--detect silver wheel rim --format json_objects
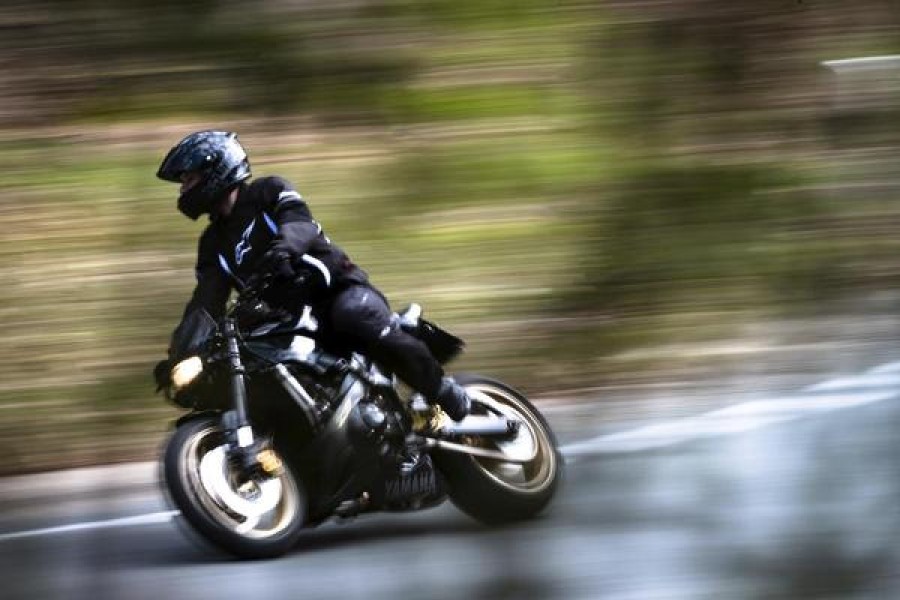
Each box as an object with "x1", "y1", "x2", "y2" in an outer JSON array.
[
  {"x1": 464, "y1": 384, "x2": 558, "y2": 494},
  {"x1": 180, "y1": 425, "x2": 302, "y2": 539}
]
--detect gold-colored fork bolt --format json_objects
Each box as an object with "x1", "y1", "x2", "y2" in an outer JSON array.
[{"x1": 257, "y1": 449, "x2": 283, "y2": 475}]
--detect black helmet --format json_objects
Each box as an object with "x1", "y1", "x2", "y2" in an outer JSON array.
[{"x1": 157, "y1": 131, "x2": 252, "y2": 220}]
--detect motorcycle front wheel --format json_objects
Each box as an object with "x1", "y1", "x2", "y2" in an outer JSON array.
[
  {"x1": 435, "y1": 374, "x2": 562, "y2": 525},
  {"x1": 163, "y1": 416, "x2": 306, "y2": 559}
]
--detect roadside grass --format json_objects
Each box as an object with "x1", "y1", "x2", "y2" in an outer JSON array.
[
  {"x1": 2, "y1": 9, "x2": 898, "y2": 474},
  {"x1": 0, "y1": 125, "x2": 596, "y2": 473},
  {"x1": 2, "y1": 119, "x2": 898, "y2": 475}
]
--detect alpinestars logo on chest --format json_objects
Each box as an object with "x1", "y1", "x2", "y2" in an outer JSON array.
[{"x1": 235, "y1": 218, "x2": 256, "y2": 265}]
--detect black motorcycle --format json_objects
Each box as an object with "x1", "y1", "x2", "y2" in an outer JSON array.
[{"x1": 159, "y1": 279, "x2": 562, "y2": 559}]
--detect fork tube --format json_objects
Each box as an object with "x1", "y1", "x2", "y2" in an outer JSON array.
[{"x1": 223, "y1": 317, "x2": 253, "y2": 446}]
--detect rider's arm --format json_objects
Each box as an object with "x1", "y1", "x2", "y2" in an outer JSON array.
[
  {"x1": 182, "y1": 263, "x2": 231, "y2": 319},
  {"x1": 169, "y1": 232, "x2": 232, "y2": 359},
  {"x1": 261, "y1": 177, "x2": 321, "y2": 257}
]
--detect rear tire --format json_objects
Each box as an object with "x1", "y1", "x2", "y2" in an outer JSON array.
[
  {"x1": 163, "y1": 416, "x2": 307, "y2": 559},
  {"x1": 434, "y1": 374, "x2": 562, "y2": 525}
]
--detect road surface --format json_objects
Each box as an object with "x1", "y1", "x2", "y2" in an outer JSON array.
[{"x1": 3, "y1": 362, "x2": 900, "y2": 599}]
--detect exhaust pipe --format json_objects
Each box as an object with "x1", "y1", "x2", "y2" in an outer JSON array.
[{"x1": 435, "y1": 415, "x2": 519, "y2": 439}]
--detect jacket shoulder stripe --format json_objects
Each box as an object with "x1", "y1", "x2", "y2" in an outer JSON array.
[{"x1": 276, "y1": 190, "x2": 303, "y2": 208}]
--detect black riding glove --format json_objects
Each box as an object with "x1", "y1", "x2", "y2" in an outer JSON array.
[
  {"x1": 260, "y1": 250, "x2": 320, "y2": 309},
  {"x1": 266, "y1": 250, "x2": 296, "y2": 283}
]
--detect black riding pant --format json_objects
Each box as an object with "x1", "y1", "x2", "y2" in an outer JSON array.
[{"x1": 328, "y1": 284, "x2": 444, "y2": 399}]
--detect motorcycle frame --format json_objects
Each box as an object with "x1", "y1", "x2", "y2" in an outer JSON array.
[
  {"x1": 177, "y1": 294, "x2": 523, "y2": 522},
  {"x1": 204, "y1": 317, "x2": 408, "y2": 521}
]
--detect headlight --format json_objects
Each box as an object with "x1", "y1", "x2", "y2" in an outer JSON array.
[{"x1": 171, "y1": 356, "x2": 204, "y2": 391}]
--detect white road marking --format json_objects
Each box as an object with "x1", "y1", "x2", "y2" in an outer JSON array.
[
  {"x1": 4, "y1": 361, "x2": 900, "y2": 541},
  {"x1": 868, "y1": 361, "x2": 900, "y2": 375},
  {"x1": 561, "y1": 363, "x2": 900, "y2": 457},
  {"x1": 804, "y1": 373, "x2": 900, "y2": 393},
  {"x1": 560, "y1": 390, "x2": 896, "y2": 457},
  {"x1": 0, "y1": 511, "x2": 179, "y2": 542}
]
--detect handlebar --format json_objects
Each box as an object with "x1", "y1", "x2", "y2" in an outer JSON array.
[
  {"x1": 228, "y1": 272, "x2": 292, "y2": 332},
  {"x1": 230, "y1": 272, "x2": 272, "y2": 312}
]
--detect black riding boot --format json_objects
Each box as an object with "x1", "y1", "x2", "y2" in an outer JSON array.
[{"x1": 433, "y1": 377, "x2": 471, "y2": 422}]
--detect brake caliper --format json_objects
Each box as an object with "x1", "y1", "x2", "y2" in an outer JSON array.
[{"x1": 256, "y1": 448, "x2": 284, "y2": 477}]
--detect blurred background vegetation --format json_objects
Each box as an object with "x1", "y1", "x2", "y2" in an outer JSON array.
[{"x1": 2, "y1": 0, "x2": 900, "y2": 473}]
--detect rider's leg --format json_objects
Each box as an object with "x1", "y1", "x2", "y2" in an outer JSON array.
[{"x1": 328, "y1": 285, "x2": 469, "y2": 421}]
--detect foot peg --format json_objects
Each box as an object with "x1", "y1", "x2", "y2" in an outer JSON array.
[{"x1": 334, "y1": 492, "x2": 371, "y2": 519}]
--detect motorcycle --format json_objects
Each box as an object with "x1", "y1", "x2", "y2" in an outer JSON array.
[{"x1": 159, "y1": 277, "x2": 562, "y2": 559}]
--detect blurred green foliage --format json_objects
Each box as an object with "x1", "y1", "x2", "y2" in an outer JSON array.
[
  {"x1": 3, "y1": 1, "x2": 900, "y2": 472},
  {"x1": 581, "y1": 162, "x2": 823, "y2": 309}
]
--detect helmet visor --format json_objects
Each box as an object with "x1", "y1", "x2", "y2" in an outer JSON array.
[
  {"x1": 157, "y1": 137, "x2": 214, "y2": 182},
  {"x1": 177, "y1": 182, "x2": 215, "y2": 221},
  {"x1": 157, "y1": 144, "x2": 186, "y2": 182}
]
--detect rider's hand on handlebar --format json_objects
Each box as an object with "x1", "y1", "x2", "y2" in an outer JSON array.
[
  {"x1": 265, "y1": 250, "x2": 295, "y2": 283},
  {"x1": 257, "y1": 249, "x2": 315, "y2": 308}
]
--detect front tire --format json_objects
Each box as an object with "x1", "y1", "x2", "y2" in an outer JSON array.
[
  {"x1": 163, "y1": 416, "x2": 306, "y2": 559},
  {"x1": 435, "y1": 374, "x2": 562, "y2": 525}
]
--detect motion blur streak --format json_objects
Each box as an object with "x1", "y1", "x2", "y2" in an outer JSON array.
[
  {"x1": 2, "y1": 0, "x2": 900, "y2": 473},
  {"x1": 3, "y1": 1, "x2": 900, "y2": 597}
]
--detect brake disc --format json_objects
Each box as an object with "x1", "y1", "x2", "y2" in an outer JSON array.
[{"x1": 198, "y1": 446, "x2": 283, "y2": 519}]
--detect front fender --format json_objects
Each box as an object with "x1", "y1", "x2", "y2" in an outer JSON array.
[{"x1": 172, "y1": 410, "x2": 221, "y2": 430}]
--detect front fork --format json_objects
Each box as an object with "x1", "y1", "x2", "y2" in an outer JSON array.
[
  {"x1": 220, "y1": 318, "x2": 282, "y2": 476},
  {"x1": 221, "y1": 318, "x2": 253, "y2": 447}
]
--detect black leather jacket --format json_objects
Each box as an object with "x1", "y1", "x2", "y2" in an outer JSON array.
[{"x1": 170, "y1": 176, "x2": 367, "y2": 355}]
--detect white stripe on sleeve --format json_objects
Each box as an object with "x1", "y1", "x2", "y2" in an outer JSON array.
[{"x1": 301, "y1": 254, "x2": 331, "y2": 287}]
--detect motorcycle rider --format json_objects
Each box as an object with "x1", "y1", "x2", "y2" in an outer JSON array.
[{"x1": 154, "y1": 130, "x2": 470, "y2": 423}]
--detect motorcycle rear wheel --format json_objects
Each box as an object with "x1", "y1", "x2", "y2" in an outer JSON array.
[
  {"x1": 163, "y1": 416, "x2": 307, "y2": 559},
  {"x1": 435, "y1": 374, "x2": 562, "y2": 525}
]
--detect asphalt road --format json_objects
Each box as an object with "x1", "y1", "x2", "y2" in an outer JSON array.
[{"x1": 3, "y1": 363, "x2": 900, "y2": 600}]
